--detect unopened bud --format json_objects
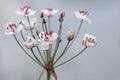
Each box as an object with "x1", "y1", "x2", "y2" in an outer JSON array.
[
  {"x1": 60, "y1": 11, "x2": 65, "y2": 18},
  {"x1": 40, "y1": 12, "x2": 44, "y2": 18},
  {"x1": 66, "y1": 29, "x2": 75, "y2": 41},
  {"x1": 59, "y1": 11, "x2": 65, "y2": 22}
]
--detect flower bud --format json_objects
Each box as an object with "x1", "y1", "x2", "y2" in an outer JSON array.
[
  {"x1": 66, "y1": 29, "x2": 75, "y2": 41},
  {"x1": 60, "y1": 11, "x2": 65, "y2": 18},
  {"x1": 40, "y1": 12, "x2": 44, "y2": 18},
  {"x1": 59, "y1": 11, "x2": 65, "y2": 22}
]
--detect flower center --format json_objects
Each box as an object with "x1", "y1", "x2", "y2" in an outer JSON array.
[
  {"x1": 21, "y1": 6, "x2": 31, "y2": 15},
  {"x1": 8, "y1": 23, "x2": 16, "y2": 32},
  {"x1": 40, "y1": 32, "x2": 53, "y2": 41},
  {"x1": 86, "y1": 37, "x2": 95, "y2": 43},
  {"x1": 80, "y1": 10, "x2": 88, "y2": 16}
]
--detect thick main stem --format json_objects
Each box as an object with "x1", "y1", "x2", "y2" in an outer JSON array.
[{"x1": 47, "y1": 71, "x2": 51, "y2": 80}]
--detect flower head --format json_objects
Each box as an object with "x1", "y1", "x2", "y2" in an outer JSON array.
[
  {"x1": 24, "y1": 36, "x2": 38, "y2": 49},
  {"x1": 38, "y1": 32, "x2": 58, "y2": 50},
  {"x1": 4, "y1": 22, "x2": 23, "y2": 35},
  {"x1": 66, "y1": 29, "x2": 75, "y2": 41},
  {"x1": 41, "y1": 8, "x2": 58, "y2": 17},
  {"x1": 82, "y1": 33, "x2": 96, "y2": 47},
  {"x1": 22, "y1": 18, "x2": 37, "y2": 30},
  {"x1": 75, "y1": 10, "x2": 91, "y2": 24},
  {"x1": 16, "y1": 5, "x2": 36, "y2": 16}
]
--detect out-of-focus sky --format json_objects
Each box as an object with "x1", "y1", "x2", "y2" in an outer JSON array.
[{"x1": 0, "y1": 0, "x2": 120, "y2": 80}]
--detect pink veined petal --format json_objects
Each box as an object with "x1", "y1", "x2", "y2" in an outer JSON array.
[
  {"x1": 38, "y1": 39, "x2": 43, "y2": 43},
  {"x1": 75, "y1": 11, "x2": 81, "y2": 19},
  {"x1": 22, "y1": 18, "x2": 37, "y2": 30},
  {"x1": 28, "y1": 10, "x2": 36, "y2": 16},
  {"x1": 75, "y1": 11, "x2": 85, "y2": 19},
  {"x1": 86, "y1": 41, "x2": 96, "y2": 47},
  {"x1": 41, "y1": 10, "x2": 50, "y2": 16},
  {"x1": 22, "y1": 21, "x2": 29, "y2": 30},
  {"x1": 49, "y1": 33, "x2": 58, "y2": 41},
  {"x1": 41, "y1": 9, "x2": 58, "y2": 16},
  {"x1": 38, "y1": 32, "x2": 45, "y2": 41},
  {"x1": 16, "y1": 24, "x2": 23, "y2": 32},
  {"x1": 16, "y1": 11, "x2": 24, "y2": 16},
  {"x1": 4, "y1": 30, "x2": 14, "y2": 35},
  {"x1": 40, "y1": 41, "x2": 50, "y2": 50},
  {"x1": 50, "y1": 9, "x2": 58, "y2": 16},
  {"x1": 4, "y1": 22, "x2": 17, "y2": 35},
  {"x1": 84, "y1": 18, "x2": 92, "y2": 24},
  {"x1": 30, "y1": 18, "x2": 37, "y2": 28}
]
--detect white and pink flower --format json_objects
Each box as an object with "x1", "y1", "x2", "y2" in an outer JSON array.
[
  {"x1": 22, "y1": 18, "x2": 37, "y2": 30},
  {"x1": 38, "y1": 32, "x2": 58, "y2": 50},
  {"x1": 75, "y1": 10, "x2": 91, "y2": 24},
  {"x1": 82, "y1": 33, "x2": 96, "y2": 47},
  {"x1": 16, "y1": 5, "x2": 36, "y2": 16},
  {"x1": 41, "y1": 8, "x2": 58, "y2": 17},
  {"x1": 24, "y1": 36, "x2": 38, "y2": 49},
  {"x1": 4, "y1": 22, "x2": 23, "y2": 35}
]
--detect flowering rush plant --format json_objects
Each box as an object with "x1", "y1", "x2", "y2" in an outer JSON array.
[{"x1": 5, "y1": 5, "x2": 97, "y2": 80}]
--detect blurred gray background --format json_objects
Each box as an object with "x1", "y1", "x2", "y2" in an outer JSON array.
[{"x1": 0, "y1": 0, "x2": 120, "y2": 80}]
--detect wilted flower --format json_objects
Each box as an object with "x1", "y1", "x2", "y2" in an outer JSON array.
[
  {"x1": 82, "y1": 33, "x2": 96, "y2": 47},
  {"x1": 24, "y1": 36, "x2": 38, "y2": 49},
  {"x1": 16, "y1": 5, "x2": 36, "y2": 16},
  {"x1": 66, "y1": 29, "x2": 76, "y2": 41},
  {"x1": 4, "y1": 22, "x2": 23, "y2": 35},
  {"x1": 22, "y1": 18, "x2": 37, "y2": 30},
  {"x1": 75, "y1": 10, "x2": 91, "y2": 24},
  {"x1": 41, "y1": 8, "x2": 58, "y2": 17},
  {"x1": 38, "y1": 32, "x2": 58, "y2": 50}
]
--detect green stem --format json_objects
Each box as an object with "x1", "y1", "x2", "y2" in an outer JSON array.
[
  {"x1": 20, "y1": 31, "x2": 25, "y2": 41},
  {"x1": 52, "y1": 22, "x2": 62, "y2": 60},
  {"x1": 31, "y1": 49, "x2": 43, "y2": 66},
  {"x1": 13, "y1": 35, "x2": 43, "y2": 67},
  {"x1": 54, "y1": 41, "x2": 70, "y2": 65},
  {"x1": 54, "y1": 46, "x2": 87, "y2": 68},
  {"x1": 65, "y1": 19, "x2": 83, "y2": 51},
  {"x1": 47, "y1": 71, "x2": 51, "y2": 80},
  {"x1": 48, "y1": 16, "x2": 51, "y2": 32},
  {"x1": 43, "y1": 50, "x2": 47, "y2": 63},
  {"x1": 27, "y1": 16, "x2": 33, "y2": 34},
  {"x1": 37, "y1": 46, "x2": 46, "y2": 64}
]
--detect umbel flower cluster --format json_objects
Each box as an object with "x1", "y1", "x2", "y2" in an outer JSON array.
[{"x1": 4, "y1": 5, "x2": 97, "y2": 80}]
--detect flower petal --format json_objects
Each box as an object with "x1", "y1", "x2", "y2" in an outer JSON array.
[
  {"x1": 22, "y1": 18, "x2": 37, "y2": 30},
  {"x1": 16, "y1": 24, "x2": 23, "y2": 32},
  {"x1": 4, "y1": 30, "x2": 14, "y2": 35},
  {"x1": 49, "y1": 33, "x2": 58, "y2": 41},
  {"x1": 75, "y1": 11, "x2": 81, "y2": 19},
  {"x1": 84, "y1": 18, "x2": 92, "y2": 24},
  {"x1": 16, "y1": 11, "x2": 24, "y2": 16},
  {"x1": 40, "y1": 41, "x2": 50, "y2": 50},
  {"x1": 28, "y1": 10, "x2": 36, "y2": 16}
]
